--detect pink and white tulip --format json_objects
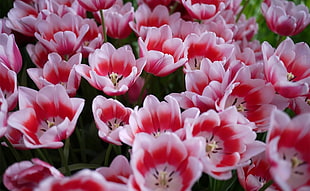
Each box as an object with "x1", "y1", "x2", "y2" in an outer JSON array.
[
  {"x1": 0, "y1": 33, "x2": 23, "y2": 73},
  {"x1": 77, "y1": 0, "x2": 116, "y2": 12},
  {"x1": 181, "y1": 0, "x2": 230, "y2": 20},
  {"x1": 170, "y1": 59, "x2": 230, "y2": 112},
  {"x1": 129, "y1": 132, "x2": 203, "y2": 190},
  {"x1": 92, "y1": 95, "x2": 132, "y2": 145},
  {"x1": 0, "y1": 90, "x2": 8, "y2": 138},
  {"x1": 262, "y1": 37, "x2": 310, "y2": 98},
  {"x1": 288, "y1": 96, "x2": 310, "y2": 115},
  {"x1": 6, "y1": 0, "x2": 38, "y2": 36},
  {"x1": 237, "y1": 152, "x2": 279, "y2": 191},
  {"x1": 261, "y1": 0, "x2": 310, "y2": 36},
  {"x1": 3, "y1": 158, "x2": 63, "y2": 191},
  {"x1": 216, "y1": 66, "x2": 283, "y2": 132},
  {"x1": 76, "y1": 43, "x2": 146, "y2": 96},
  {"x1": 27, "y1": 52, "x2": 82, "y2": 97},
  {"x1": 120, "y1": 95, "x2": 191, "y2": 146},
  {"x1": 7, "y1": 85, "x2": 84, "y2": 149},
  {"x1": 35, "y1": 169, "x2": 127, "y2": 191},
  {"x1": 34, "y1": 12, "x2": 89, "y2": 56},
  {"x1": 96, "y1": 155, "x2": 132, "y2": 186},
  {"x1": 184, "y1": 31, "x2": 234, "y2": 71},
  {"x1": 26, "y1": 41, "x2": 50, "y2": 68},
  {"x1": 103, "y1": 2, "x2": 134, "y2": 39},
  {"x1": 129, "y1": 4, "x2": 180, "y2": 39},
  {"x1": 0, "y1": 18, "x2": 12, "y2": 34},
  {"x1": 185, "y1": 106, "x2": 265, "y2": 180},
  {"x1": 0, "y1": 63, "x2": 18, "y2": 111},
  {"x1": 266, "y1": 109, "x2": 310, "y2": 190},
  {"x1": 138, "y1": 25, "x2": 187, "y2": 76},
  {"x1": 137, "y1": 0, "x2": 173, "y2": 10}
]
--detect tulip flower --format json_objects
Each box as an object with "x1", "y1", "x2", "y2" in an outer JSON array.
[
  {"x1": 7, "y1": 85, "x2": 84, "y2": 149},
  {"x1": 261, "y1": 0, "x2": 310, "y2": 36}
]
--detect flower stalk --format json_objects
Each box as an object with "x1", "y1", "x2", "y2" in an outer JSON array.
[{"x1": 100, "y1": 9, "x2": 107, "y2": 43}]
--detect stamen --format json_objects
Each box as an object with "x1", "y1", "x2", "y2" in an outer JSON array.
[
  {"x1": 158, "y1": 171, "x2": 168, "y2": 188},
  {"x1": 291, "y1": 156, "x2": 303, "y2": 168},
  {"x1": 306, "y1": 98, "x2": 310, "y2": 105},
  {"x1": 109, "y1": 72, "x2": 122, "y2": 86},
  {"x1": 206, "y1": 140, "x2": 218, "y2": 153},
  {"x1": 46, "y1": 118, "x2": 56, "y2": 128},
  {"x1": 153, "y1": 168, "x2": 175, "y2": 188},
  {"x1": 107, "y1": 119, "x2": 123, "y2": 130},
  {"x1": 287, "y1": 72, "x2": 295, "y2": 81},
  {"x1": 237, "y1": 103, "x2": 246, "y2": 112}
]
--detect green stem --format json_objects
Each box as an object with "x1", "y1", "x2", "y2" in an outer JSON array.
[
  {"x1": 0, "y1": 144, "x2": 8, "y2": 170},
  {"x1": 276, "y1": 35, "x2": 286, "y2": 46},
  {"x1": 104, "y1": 144, "x2": 113, "y2": 166},
  {"x1": 236, "y1": 0, "x2": 250, "y2": 22},
  {"x1": 170, "y1": 1, "x2": 179, "y2": 14},
  {"x1": 137, "y1": 73, "x2": 151, "y2": 106},
  {"x1": 208, "y1": 176, "x2": 220, "y2": 191},
  {"x1": 132, "y1": 0, "x2": 138, "y2": 10},
  {"x1": 58, "y1": 163, "x2": 101, "y2": 173},
  {"x1": 113, "y1": 144, "x2": 122, "y2": 155},
  {"x1": 259, "y1": 180, "x2": 273, "y2": 191},
  {"x1": 100, "y1": 9, "x2": 107, "y2": 43},
  {"x1": 59, "y1": 138, "x2": 71, "y2": 176},
  {"x1": 35, "y1": 149, "x2": 52, "y2": 164},
  {"x1": 3, "y1": 137, "x2": 21, "y2": 161},
  {"x1": 75, "y1": 127, "x2": 87, "y2": 163}
]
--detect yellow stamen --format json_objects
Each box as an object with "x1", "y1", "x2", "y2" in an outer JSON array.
[
  {"x1": 158, "y1": 171, "x2": 168, "y2": 188},
  {"x1": 237, "y1": 103, "x2": 246, "y2": 112},
  {"x1": 206, "y1": 140, "x2": 218, "y2": 153},
  {"x1": 47, "y1": 120, "x2": 55, "y2": 128},
  {"x1": 291, "y1": 156, "x2": 303, "y2": 168},
  {"x1": 109, "y1": 72, "x2": 118, "y2": 86},
  {"x1": 287, "y1": 72, "x2": 295, "y2": 81}
]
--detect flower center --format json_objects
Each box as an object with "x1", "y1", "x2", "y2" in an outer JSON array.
[
  {"x1": 40, "y1": 117, "x2": 58, "y2": 132},
  {"x1": 206, "y1": 140, "x2": 218, "y2": 153},
  {"x1": 153, "y1": 167, "x2": 175, "y2": 189},
  {"x1": 189, "y1": 56, "x2": 204, "y2": 70},
  {"x1": 287, "y1": 72, "x2": 295, "y2": 81},
  {"x1": 232, "y1": 98, "x2": 247, "y2": 112},
  {"x1": 282, "y1": 152, "x2": 307, "y2": 176},
  {"x1": 109, "y1": 72, "x2": 122, "y2": 86},
  {"x1": 306, "y1": 98, "x2": 310, "y2": 105},
  {"x1": 158, "y1": 171, "x2": 169, "y2": 188},
  {"x1": 152, "y1": 130, "x2": 167, "y2": 138},
  {"x1": 107, "y1": 119, "x2": 124, "y2": 131},
  {"x1": 237, "y1": 103, "x2": 246, "y2": 112},
  {"x1": 291, "y1": 156, "x2": 304, "y2": 169},
  {"x1": 47, "y1": 120, "x2": 55, "y2": 128},
  {"x1": 206, "y1": 135, "x2": 223, "y2": 158}
]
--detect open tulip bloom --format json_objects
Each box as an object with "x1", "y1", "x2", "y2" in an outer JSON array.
[{"x1": 0, "y1": 0, "x2": 310, "y2": 190}]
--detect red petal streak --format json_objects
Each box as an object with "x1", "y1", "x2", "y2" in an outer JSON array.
[
  {"x1": 95, "y1": 60, "x2": 109, "y2": 76},
  {"x1": 51, "y1": 179, "x2": 104, "y2": 191},
  {"x1": 188, "y1": 43, "x2": 223, "y2": 62},
  {"x1": 168, "y1": 146, "x2": 186, "y2": 165},
  {"x1": 137, "y1": 152, "x2": 154, "y2": 175},
  {"x1": 23, "y1": 113, "x2": 40, "y2": 144},
  {"x1": 58, "y1": 102, "x2": 74, "y2": 120},
  {"x1": 217, "y1": 153, "x2": 239, "y2": 167},
  {"x1": 0, "y1": 70, "x2": 15, "y2": 93},
  {"x1": 278, "y1": 128, "x2": 299, "y2": 148},
  {"x1": 192, "y1": 118, "x2": 218, "y2": 136},
  {"x1": 152, "y1": 146, "x2": 168, "y2": 165}
]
